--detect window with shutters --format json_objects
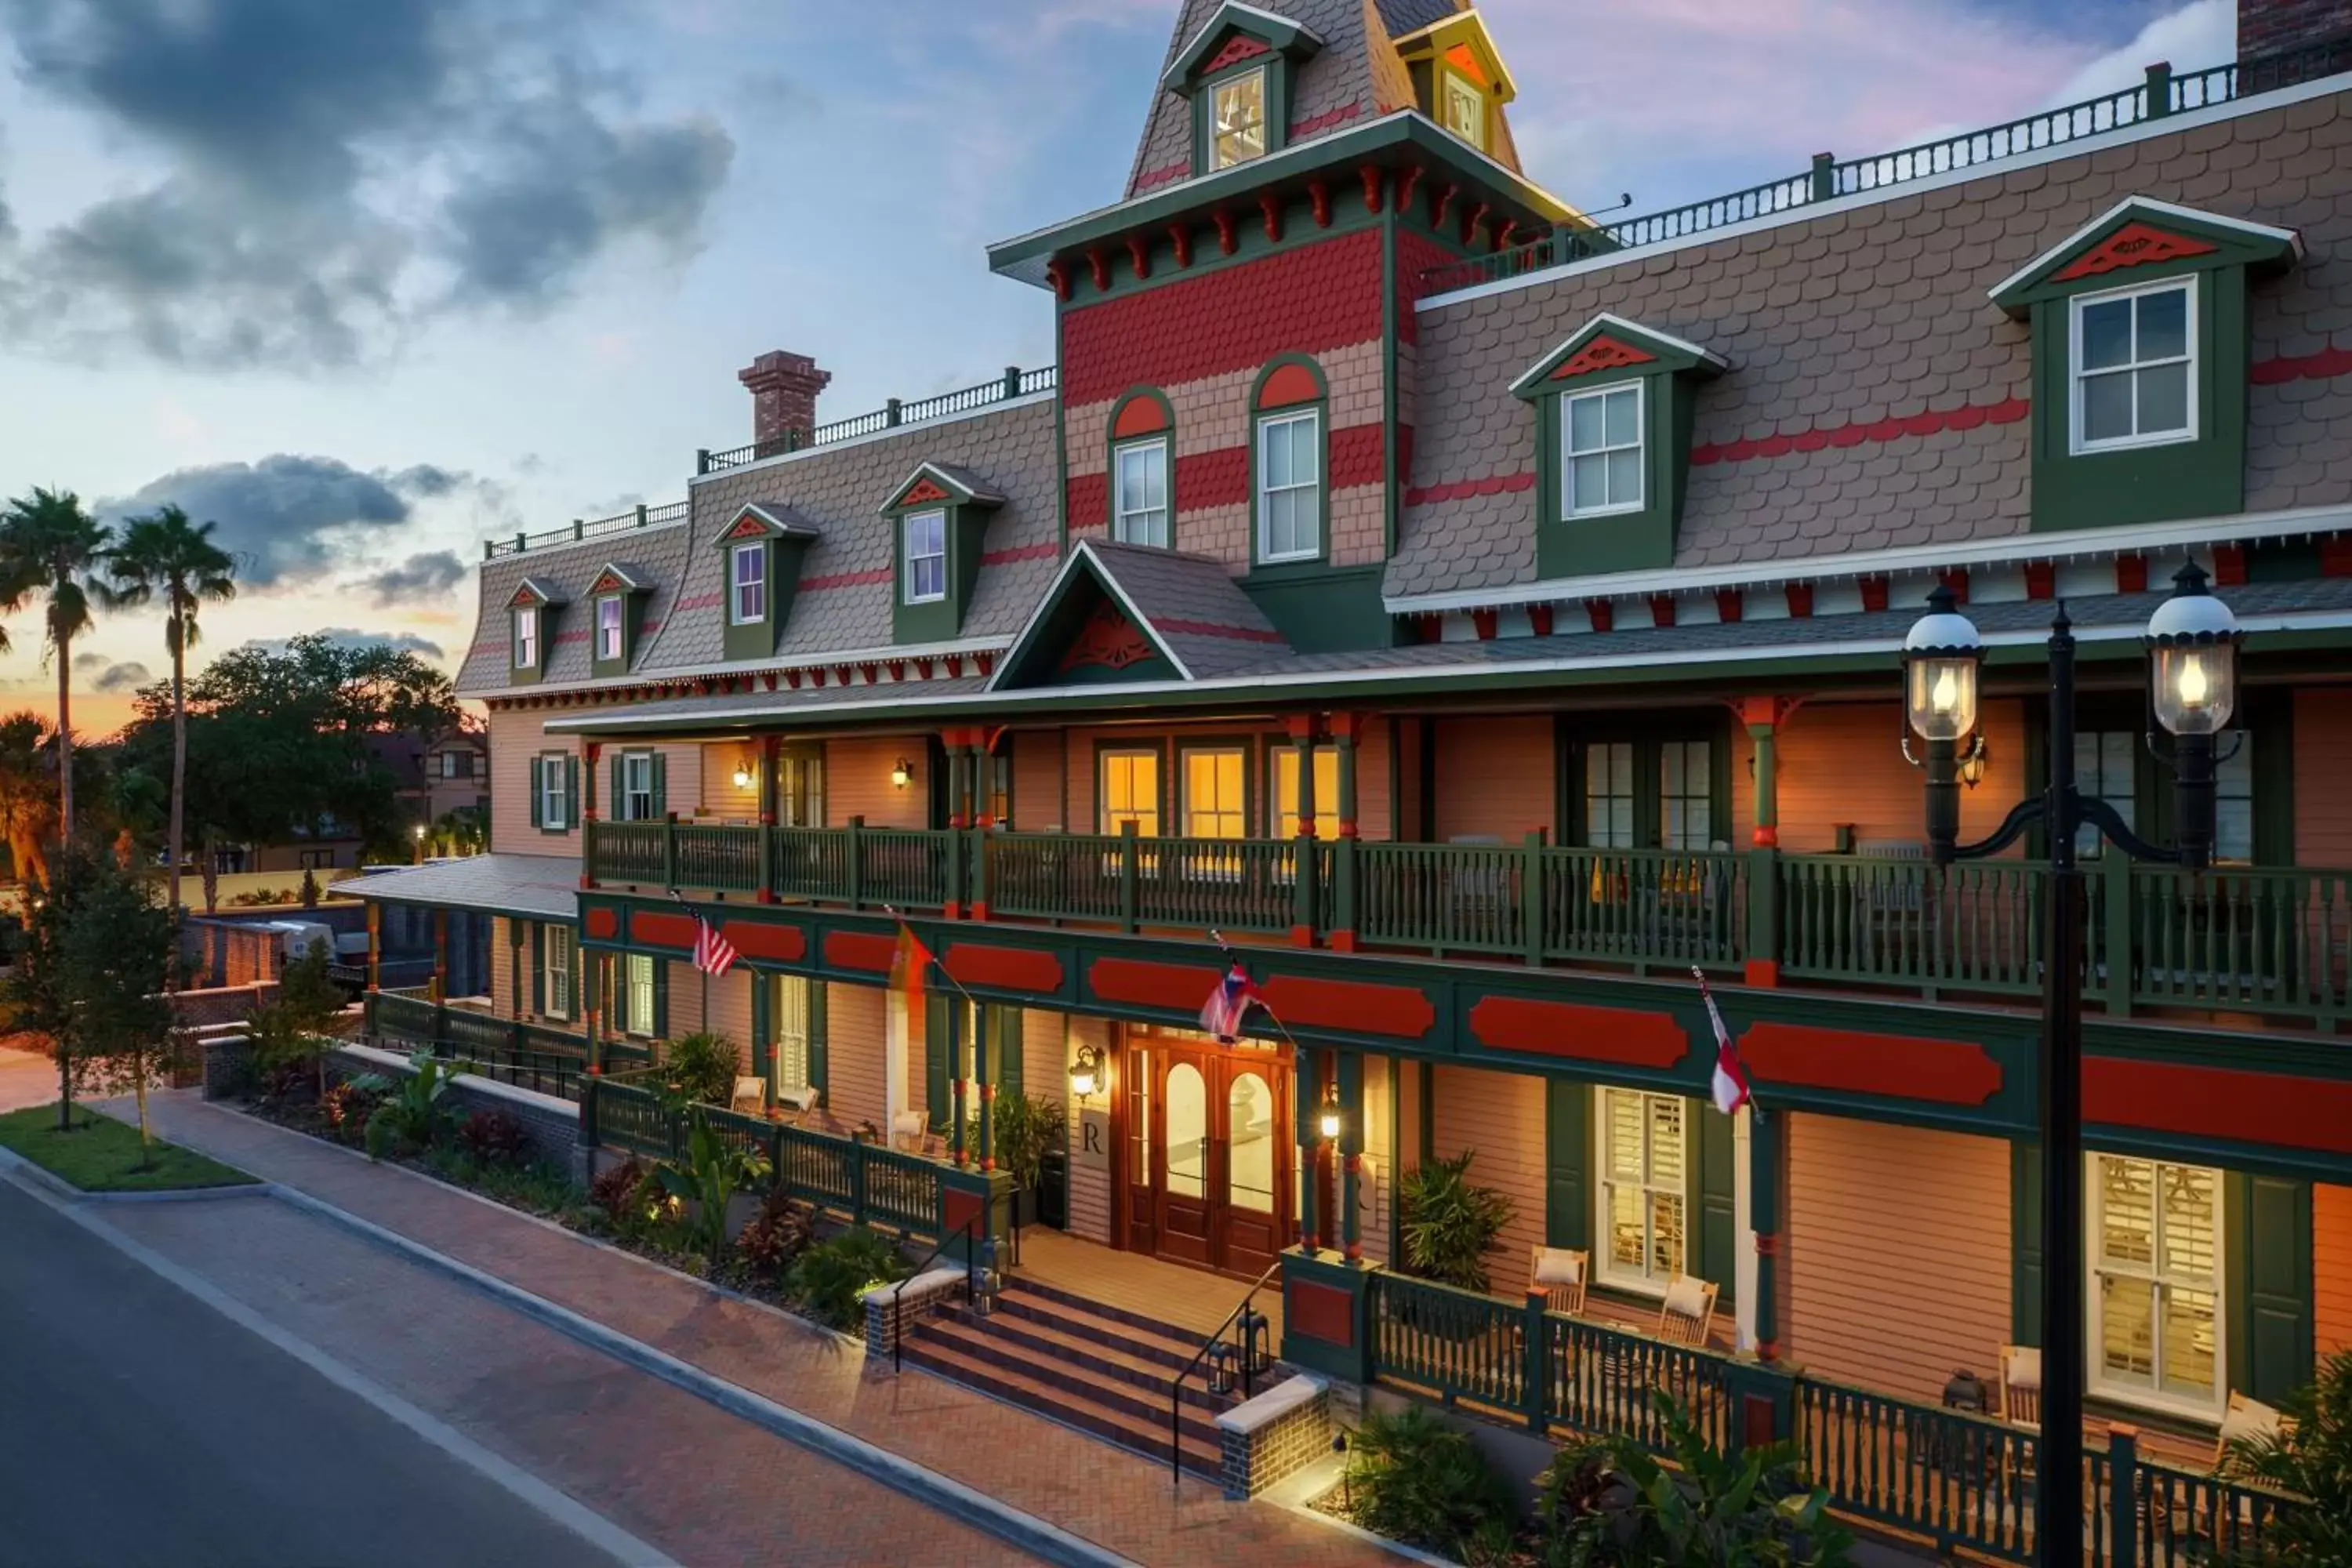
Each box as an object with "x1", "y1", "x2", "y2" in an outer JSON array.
[
  {"x1": 772, "y1": 975, "x2": 811, "y2": 1096},
  {"x1": 619, "y1": 953, "x2": 658, "y2": 1037},
  {"x1": 2091, "y1": 1153, "x2": 2224, "y2": 1416},
  {"x1": 618, "y1": 751, "x2": 658, "y2": 822},
  {"x1": 1596, "y1": 1088, "x2": 1687, "y2": 1294},
  {"x1": 542, "y1": 925, "x2": 575, "y2": 1020},
  {"x1": 536, "y1": 753, "x2": 571, "y2": 832}
]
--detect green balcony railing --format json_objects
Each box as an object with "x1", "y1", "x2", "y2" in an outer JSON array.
[
  {"x1": 1780, "y1": 855, "x2": 2047, "y2": 996},
  {"x1": 361, "y1": 993, "x2": 590, "y2": 1100},
  {"x1": 2114, "y1": 862, "x2": 2352, "y2": 1022}
]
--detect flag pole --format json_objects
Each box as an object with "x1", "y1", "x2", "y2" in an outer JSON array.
[
  {"x1": 1207, "y1": 928, "x2": 1308, "y2": 1052},
  {"x1": 668, "y1": 889, "x2": 712, "y2": 1027},
  {"x1": 880, "y1": 905, "x2": 986, "y2": 1011},
  {"x1": 1692, "y1": 964, "x2": 1762, "y2": 1123}
]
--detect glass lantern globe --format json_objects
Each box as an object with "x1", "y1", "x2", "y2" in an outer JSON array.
[
  {"x1": 2145, "y1": 561, "x2": 2241, "y2": 737},
  {"x1": 1904, "y1": 586, "x2": 1984, "y2": 742}
]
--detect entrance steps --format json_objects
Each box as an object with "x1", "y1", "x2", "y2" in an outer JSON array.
[{"x1": 898, "y1": 1273, "x2": 1272, "y2": 1480}]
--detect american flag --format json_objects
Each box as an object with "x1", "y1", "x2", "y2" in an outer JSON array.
[
  {"x1": 1199, "y1": 960, "x2": 1262, "y2": 1043},
  {"x1": 1693, "y1": 966, "x2": 1752, "y2": 1116},
  {"x1": 692, "y1": 916, "x2": 738, "y2": 978}
]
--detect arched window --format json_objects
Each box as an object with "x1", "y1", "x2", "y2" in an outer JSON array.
[
  {"x1": 1107, "y1": 388, "x2": 1174, "y2": 548},
  {"x1": 1250, "y1": 356, "x2": 1327, "y2": 566}
]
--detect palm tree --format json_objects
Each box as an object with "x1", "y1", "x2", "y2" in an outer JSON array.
[
  {"x1": 0, "y1": 489, "x2": 114, "y2": 842},
  {"x1": 107, "y1": 505, "x2": 237, "y2": 915}
]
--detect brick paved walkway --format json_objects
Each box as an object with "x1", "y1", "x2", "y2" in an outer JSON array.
[{"x1": 125, "y1": 1092, "x2": 1399, "y2": 1567}]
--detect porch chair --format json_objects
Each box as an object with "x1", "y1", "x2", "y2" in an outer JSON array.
[
  {"x1": 889, "y1": 1109, "x2": 930, "y2": 1153},
  {"x1": 1530, "y1": 1246, "x2": 1590, "y2": 1316},
  {"x1": 731, "y1": 1076, "x2": 766, "y2": 1114},
  {"x1": 773, "y1": 1083, "x2": 819, "y2": 1118},
  {"x1": 1655, "y1": 1275, "x2": 1719, "y2": 1347},
  {"x1": 2216, "y1": 1390, "x2": 2291, "y2": 1474},
  {"x1": 1998, "y1": 1345, "x2": 2041, "y2": 1428}
]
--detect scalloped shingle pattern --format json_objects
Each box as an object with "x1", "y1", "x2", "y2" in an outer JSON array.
[{"x1": 456, "y1": 521, "x2": 695, "y2": 695}]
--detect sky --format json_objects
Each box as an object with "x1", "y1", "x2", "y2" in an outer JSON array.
[{"x1": 0, "y1": 0, "x2": 2236, "y2": 736}]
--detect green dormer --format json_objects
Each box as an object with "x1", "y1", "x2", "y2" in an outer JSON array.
[
  {"x1": 1989, "y1": 196, "x2": 2302, "y2": 533},
  {"x1": 717, "y1": 503, "x2": 819, "y2": 662},
  {"x1": 586, "y1": 562, "x2": 653, "y2": 678},
  {"x1": 506, "y1": 577, "x2": 564, "y2": 686},
  {"x1": 1160, "y1": 2, "x2": 1324, "y2": 177},
  {"x1": 886, "y1": 463, "x2": 1004, "y2": 645},
  {"x1": 1511, "y1": 314, "x2": 1728, "y2": 577}
]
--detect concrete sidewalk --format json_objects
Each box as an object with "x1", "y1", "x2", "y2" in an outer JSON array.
[{"x1": 121, "y1": 1091, "x2": 1399, "y2": 1568}]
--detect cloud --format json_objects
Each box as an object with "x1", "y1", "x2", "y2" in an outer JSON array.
[
  {"x1": 2045, "y1": 0, "x2": 2234, "y2": 106},
  {"x1": 361, "y1": 550, "x2": 469, "y2": 607},
  {"x1": 247, "y1": 627, "x2": 447, "y2": 662},
  {"x1": 89, "y1": 659, "x2": 151, "y2": 691},
  {"x1": 0, "y1": 0, "x2": 735, "y2": 369},
  {"x1": 102, "y1": 454, "x2": 489, "y2": 586}
]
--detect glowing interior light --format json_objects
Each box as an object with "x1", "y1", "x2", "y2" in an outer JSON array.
[
  {"x1": 2176, "y1": 656, "x2": 2209, "y2": 707},
  {"x1": 1931, "y1": 667, "x2": 1959, "y2": 713}
]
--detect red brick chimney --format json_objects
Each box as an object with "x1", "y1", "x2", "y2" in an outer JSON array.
[
  {"x1": 739, "y1": 350, "x2": 832, "y2": 450},
  {"x1": 2240, "y1": 0, "x2": 2352, "y2": 62}
]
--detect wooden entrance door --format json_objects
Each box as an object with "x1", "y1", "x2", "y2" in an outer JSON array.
[{"x1": 1120, "y1": 1030, "x2": 1292, "y2": 1277}]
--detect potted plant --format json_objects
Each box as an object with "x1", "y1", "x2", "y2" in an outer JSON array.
[
  {"x1": 1398, "y1": 1149, "x2": 1515, "y2": 1293},
  {"x1": 990, "y1": 1091, "x2": 1068, "y2": 1248}
]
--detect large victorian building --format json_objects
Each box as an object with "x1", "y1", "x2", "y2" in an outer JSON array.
[{"x1": 359, "y1": 0, "x2": 2352, "y2": 1523}]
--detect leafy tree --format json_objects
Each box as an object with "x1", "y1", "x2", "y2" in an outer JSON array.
[
  {"x1": 4, "y1": 844, "x2": 136, "y2": 1131},
  {"x1": 56, "y1": 857, "x2": 178, "y2": 1162},
  {"x1": 105, "y1": 504, "x2": 237, "y2": 917},
  {"x1": 0, "y1": 488, "x2": 114, "y2": 840},
  {"x1": 247, "y1": 938, "x2": 349, "y2": 1102}
]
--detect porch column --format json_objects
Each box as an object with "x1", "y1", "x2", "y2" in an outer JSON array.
[
  {"x1": 430, "y1": 907, "x2": 449, "y2": 1002},
  {"x1": 756, "y1": 734, "x2": 779, "y2": 905},
  {"x1": 1295, "y1": 1048, "x2": 1323, "y2": 1252},
  {"x1": 978, "y1": 1006, "x2": 996, "y2": 1172},
  {"x1": 1330, "y1": 713, "x2": 1363, "y2": 953},
  {"x1": 971, "y1": 734, "x2": 996, "y2": 922},
  {"x1": 1286, "y1": 714, "x2": 1320, "y2": 949},
  {"x1": 1749, "y1": 1105, "x2": 1784, "y2": 1362},
  {"x1": 580, "y1": 742, "x2": 602, "y2": 891},
  {"x1": 1740, "y1": 697, "x2": 1798, "y2": 988},
  {"x1": 365, "y1": 900, "x2": 382, "y2": 993},
  {"x1": 949, "y1": 999, "x2": 970, "y2": 1166},
  {"x1": 1338, "y1": 1049, "x2": 1364, "y2": 1260}
]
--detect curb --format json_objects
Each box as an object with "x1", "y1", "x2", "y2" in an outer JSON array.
[
  {"x1": 264, "y1": 1182, "x2": 1138, "y2": 1568},
  {"x1": 0, "y1": 1142, "x2": 270, "y2": 1205}
]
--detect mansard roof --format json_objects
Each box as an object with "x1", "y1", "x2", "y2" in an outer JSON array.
[
  {"x1": 1987, "y1": 194, "x2": 2303, "y2": 315},
  {"x1": 459, "y1": 517, "x2": 695, "y2": 695}
]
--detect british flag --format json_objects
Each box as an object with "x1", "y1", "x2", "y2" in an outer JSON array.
[
  {"x1": 692, "y1": 916, "x2": 739, "y2": 978},
  {"x1": 1199, "y1": 961, "x2": 1262, "y2": 1043}
]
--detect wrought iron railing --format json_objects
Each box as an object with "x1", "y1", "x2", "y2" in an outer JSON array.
[
  {"x1": 362, "y1": 992, "x2": 590, "y2": 1100},
  {"x1": 483, "y1": 499, "x2": 690, "y2": 560},
  {"x1": 1421, "y1": 42, "x2": 2352, "y2": 296},
  {"x1": 698, "y1": 366, "x2": 1058, "y2": 475}
]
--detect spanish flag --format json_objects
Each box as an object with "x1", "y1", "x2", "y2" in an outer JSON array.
[{"x1": 890, "y1": 919, "x2": 935, "y2": 1014}]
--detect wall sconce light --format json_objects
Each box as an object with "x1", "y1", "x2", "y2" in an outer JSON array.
[
  {"x1": 891, "y1": 757, "x2": 913, "y2": 789},
  {"x1": 1069, "y1": 1042, "x2": 1104, "y2": 1101},
  {"x1": 731, "y1": 760, "x2": 755, "y2": 791},
  {"x1": 1958, "y1": 739, "x2": 1988, "y2": 790},
  {"x1": 1317, "y1": 1085, "x2": 1344, "y2": 1142}
]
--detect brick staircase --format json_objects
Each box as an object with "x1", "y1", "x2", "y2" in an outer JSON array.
[{"x1": 898, "y1": 1273, "x2": 1269, "y2": 1479}]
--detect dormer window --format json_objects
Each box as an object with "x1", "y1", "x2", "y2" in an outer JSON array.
[
  {"x1": 513, "y1": 604, "x2": 539, "y2": 669},
  {"x1": 904, "y1": 510, "x2": 948, "y2": 604},
  {"x1": 1210, "y1": 67, "x2": 1267, "y2": 169},
  {"x1": 596, "y1": 596, "x2": 624, "y2": 662},
  {"x1": 2071, "y1": 281, "x2": 2193, "y2": 453},
  {"x1": 731, "y1": 541, "x2": 768, "y2": 623},
  {"x1": 1563, "y1": 383, "x2": 1644, "y2": 517},
  {"x1": 1442, "y1": 72, "x2": 1486, "y2": 150},
  {"x1": 1395, "y1": 12, "x2": 1515, "y2": 161}
]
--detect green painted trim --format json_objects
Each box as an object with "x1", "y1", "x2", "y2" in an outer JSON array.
[
  {"x1": 1544, "y1": 1076, "x2": 1589, "y2": 1250},
  {"x1": 509, "y1": 604, "x2": 548, "y2": 685},
  {"x1": 1693, "y1": 1099, "x2": 1737, "y2": 1305},
  {"x1": 2011, "y1": 1139, "x2": 2043, "y2": 1348},
  {"x1": 1533, "y1": 366, "x2": 1702, "y2": 578},
  {"x1": 588, "y1": 591, "x2": 648, "y2": 680},
  {"x1": 1380, "y1": 211, "x2": 1401, "y2": 562},
  {"x1": 992, "y1": 546, "x2": 1190, "y2": 690},
  {"x1": 889, "y1": 502, "x2": 991, "y2": 646},
  {"x1": 1054, "y1": 195, "x2": 1386, "y2": 309},
  {"x1": 1238, "y1": 564, "x2": 1392, "y2": 655},
  {"x1": 1512, "y1": 318, "x2": 1723, "y2": 394},
  {"x1": 1989, "y1": 204, "x2": 2299, "y2": 313}
]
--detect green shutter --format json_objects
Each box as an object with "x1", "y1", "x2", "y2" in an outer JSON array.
[
  {"x1": 1693, "y1": 1100, "x2": 1737, "y2": 1305},
  {"x1": 2013, "y1": 1141, "x2": 2044, "y2": 1348},
  {"x1": 529, "y1": 924, "x2": 546, "y2": 1014},
  {"x1": 564, "y1": 756, "x2": 579, "y2": 831},
  {"x1": 925, "y1": 993, "x2": 950, "y2": 1130},
  {"x1": 609, "y1": 755, "x2": 622, "y2": 818},
  {"x1": 996, "y1": 1007, "x2": 1025, "y2": 1101},
  {"x1": 2230, "y1": 1172, "x2": 2314, "y2": 1404},
  {"x1": 1544, "y1": 1078, "x2": 1589, "y2": 1250},
  {"x1": 651, "y1": 752, "x2": 668, "y2": 818},
  {"x1": 528, "y1": 757, "x2": 544, "y2": 829},
  {"x1": 651, "y1": 961, "x2": 669, "y2": 1040},
  {"x1": 808, "y1": 982, "x2": 829, "y2": 1094},
  {"x1": 750, "y1": 972, "x2": 771, "y2": 1080}
]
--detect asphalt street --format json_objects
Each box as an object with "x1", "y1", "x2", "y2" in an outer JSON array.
[{"x1": 0, "y1": 1176, "x2": 631, "y2": 1568}]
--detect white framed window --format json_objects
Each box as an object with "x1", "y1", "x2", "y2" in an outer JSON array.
[
  {"x1": 513, "y1": 604, "x2": 539, "y2": 669},
  {"x1": 2090, "y1": 1153, "x2": 2223, "y2": 1417},
  {"x1": 1098, "y1": 749, "x2": 1161, "y2": 837},
  {"x1": 773, "y1": 975, "x2": 811, "y2": 1096},
  {"x1": 904, "y1": 510, "x2": 947, "y2": 604},
  {"x1": 1210, "y1": 67, "x2": 1267, "y2": 169},
  {"x1": 1597, "y1": 1089, "x2": 1687, "y2": 1294},
  {"x1": 1563, "y1": 382, "x2": 1644, "y2": 517},
  {"x1": 1442, "y1": 74, "x2": 1486, "y2": 149},
  {"x1": 1113, "y1": 438, "x2": 1171, "y2": 547},
  {"x1": 1180, "y1": 748, "x2": 1247, "y2": 840},
  {"x1": 619, "y1": 751, "x2": 656, "y2": 822},
  {"x1": 538, "y1": 755, "x2": 570, "y2": 830},
  {"x1": 542, "y1": 924, "x2": 575, "y2": 1020},
  {"x1": 1585, "y1": 742, "x2": 1636, "y2": 849},
  {"x1": 2071, "y1": 279, "x2": 2194, "y2": 453},
  {"x1": 597, "y1": 596, "x2": 625, "y2": 660},
  {"x1": 622, "y1": 953, "x2": 657, "y2": 1037},
  {"x1": 1255, "y1": 408, "x2": 1321, "y2": 562},
  {"x1": 731, "y1": 543, "x2": 767, "y2": 624}
]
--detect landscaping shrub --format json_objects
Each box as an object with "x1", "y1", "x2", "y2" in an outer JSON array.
[
  {"x1": 365, "y1": 1057, "x2": 464, "y2": 1156},
  {"x1": 734, "y1": 1187, "x2": 815, "y2": 1283},
  {"x1": 1398, "y1": 1149, "x2": 1515, "y2": 1293},
  {"x1": 655, "y1": 1109, "x2": 771, "y2": 1269},
  {"x1": 456, "y1": 1108, "x2": 529, "y2": 1164},
  {"x1": 1342, "y1": 1404, "x2": 1516, "y2": 1564},
  {"x1": 789, "y1": 1226, "x2": 909, "y2": 1331},
  {"x1": 659, "y1": 1030, "x2": 742, "y2": 1109},
  {"x1": 591, "y1": 1156, "x2": 649, "y2": 1224},
  {"x1": 321, "y1": 1074, "x2": 390, "y2": 1144},
  {"x1": 2216, "y1": 1348, "x2": 2352, "y2": 1568}
]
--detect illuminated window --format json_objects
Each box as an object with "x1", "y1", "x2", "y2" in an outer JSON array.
[
  {"x1": 2091, "y1": 1154, "x2": 2222, "y2": 1415},
  {"x1": 1210, "y1": 67, "x2": 1267, "y2": 169},
  {"x1": 620, "y1": 953, "x2": 657, "y2": 1036},
  {"x1": 1597, "y1": 1089, "x2": 1686, "y2": 1294},
  {"x1": 1098, "y1": 750, "x2": 1160, "y2": 837},
  {"x1": 1270, "y1": 746, "x2": 1339, "y2": 840},
  {"x1": 773, "y1": 975, "x2": 811, "y2": 1096},
  {"x1": 1442, "y1": 74, "x2": 1486, "y2": 149},
  {"x1": 1181, "y1": 748, "x2": 1247, "y2": 839}
]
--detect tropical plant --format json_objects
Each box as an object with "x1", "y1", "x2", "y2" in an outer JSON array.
[
  {"x1": 365, "y1": 1054, "x2": 466, "y2": 1156},
  {"x1": 1399, "y1": 1149, "x2": 1516, "y2": 1293},
  {"x1": 245, "y1": 938, "x2": 349, "y2": 1101},
  {"x1": 991, "y1": 1090, "x2": 1067, "y2": 1232},
  {"x1": 0, "y1": 710, "x2": 58, "y2": 889},
  {"x1": 735, "y1": 1185, "x2": 815, "y2": 1283},
  {"x1": 0, "y1": 487, "x2": 115, "y2": 840},
  {"x1": 1537, "y1": 1391, "x2": 1853, "y2": 1568},
  {"x1": 1342, "y1": 1404, "x2": 1517, "y2": 1564},
  {"x1": 104, "y1": 504, "x2": 236, "y2": 916},
  {"x1": 456, "y1": 1108, "x2": 529, "y2": 1163},
  {"x1": 590, "y1": 1156, "x2": 653, "y2": 1226},
  {"x1": 321, "y1": 1074, "x2": 391, "y2": 1143},
  {"x1": 2216, "y1": 1348, "x2": 2350, "y2": 1568},
  {"x1": 659, "y1": 1030, "x2": 742, "y2": 1109},
  {"x1": 789, "y1": 1226, "x2": 909, "y2": 1331},
  {"x1": 654, "y1": 1109, "x2": 772, "y2": 1269}
]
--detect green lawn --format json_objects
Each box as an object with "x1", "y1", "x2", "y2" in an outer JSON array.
[{"x1": 0, "y1": 1104, "x2": 257, "y2": 1192}]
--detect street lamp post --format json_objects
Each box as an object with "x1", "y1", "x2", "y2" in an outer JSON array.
[{"x1": 1902, "y1": 561, "x2": 2240, "y2": 1566}]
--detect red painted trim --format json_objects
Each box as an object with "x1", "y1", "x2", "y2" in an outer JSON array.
[
  {"x1": 1940, "y1": 568, "x2": 1970, "y2": 604},
  {"x1": 2211, "y1": 542, "x2": 2247, "y2": 586},
  {"x1": 1259, "y1": 975, "x2": 1436, "y2": 1040},
  {"x1": 1551, "y1": 336, "x2": 1659, "y2": 379},
  {"x1": 1689, "y1": 395, "x2": 2027, "y2": 466},
  {"x1": 2251, "y1": 343, "x2": 2352, "y2": 384},
  {"x1": 2116, "y1": 554, "x2": 2148, "y2": 593},
  {"x1": 1089, "y1": 956, "x2": 1223, "y2": 1014},
  {"x1": 944, "y1": 1187, "x2": 986, "y2": 1237},
  {"x1": 1403, "y1": 470, "x2": 1534, "y2": 505},
  {"x1": 1290, "y1": 924, "x2": 1315, "y2": 948},
  {"x1": 1471, "y1": 608, "x2": 1498, "y2": 641},
  {"x1": 1714, "y1": 588, "x2": 1743, "y2": 623},
  {"x1": 1167, "y1": 223, "x2": 1192, "y2": 268},
  {"x1": 1287, "y1": 1279, "x2": 1355, "y2": 1346},
  {"x1": 1740, "y1": 1021, "x2": 2002, "y2": 1106},
  {"x1": 1585, "y1": 598, "x2": 1613, "y2": 633},
  {"x1": 2049, "y1": 221, "x2": 2217, "y2": 282},
  {"x1": 1744, "y1": 958, "x2": 1780, "y2": 986},
  {"x1": 1528, "y1": 604, "x2": 1554, "y2": 637},
  {"x1": 630, "y1": 909, "x2": 698, "y2": 950},
  {"x1": 585, "y1": 907, "x2": 619, "y2": 940},
  {"x1": 1112, "y1": 396, "x2": 1169, "y2": 438},
  {"x1": 2024, "y1": 561, "x2": 2056, "y2": 600},
  {"x1": 800, "y1": 567, "x2": 894, "y2": 593},
  {"x1": 1650, "y1": 595, "x2": 1676, "y2": 628},
  {"x1": 2323, "y1": 536, "x2": 2352, "y2": 577},
  {"x1": 981, "y1": 541, "x2": 1059, "y2": 568},
  {"x1": 1289, "y1": 103, "x2": 1360, "y2": 138},
  {"x1": 823, "y1": 931, "x2": 900, "y2": 975},
  {"x1": 1203, "y1": 32, "x2": 1270, "y2": 72},
  {"x1": 1860, "y1": 576, "x2": 1889, "y2": 613},
  {"x1": 1257, "y1": 361, "x2": 1322, "y2": 410},
  {"x1": 1133, "y1": 161, "x2": 1188, "y2": 194},
  {"x1": 2085, "y1": 1057, "x2": 2352, "y2": 1156},
  {"x1": 723, "y1": 921, "x2": 806, "y2": 963},
  {"x1": 1468, "y1": 996, "x2": 1688, "y2": 1069},
  {"x1": 1750, "y1": 824, "x2": 1780, "y2": 848},
  {"x1": 1328, "y1": 930, "x2": 1358, "y2": 954},
  {"x1": 943, "y1": 943, "x2": 1065, "y2": 994}
]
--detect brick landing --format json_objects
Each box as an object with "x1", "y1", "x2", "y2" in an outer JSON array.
[{"x1": 118, "y1": 1093, "x2": 1400, "y2": 1568}]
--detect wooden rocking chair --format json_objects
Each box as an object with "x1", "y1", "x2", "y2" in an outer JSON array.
[
  {"x1": 1656, "y1": 1275, "x2": 1719, "y2": 1346},
  {"x1": 1998, "y1": 1345, "x2": 2042, "y2": 1428},
  {"x1": 1530, "y1": 1247, "x2": 1590, "y2": 1316}
]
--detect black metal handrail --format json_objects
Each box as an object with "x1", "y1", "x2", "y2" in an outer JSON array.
[
  {"x1": 889, "y1": 1214, "x2": 982, "y2": 1374},
  {"x1": 1167, "y1": 1259, "x2": 1281, "y2": 1485}
]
